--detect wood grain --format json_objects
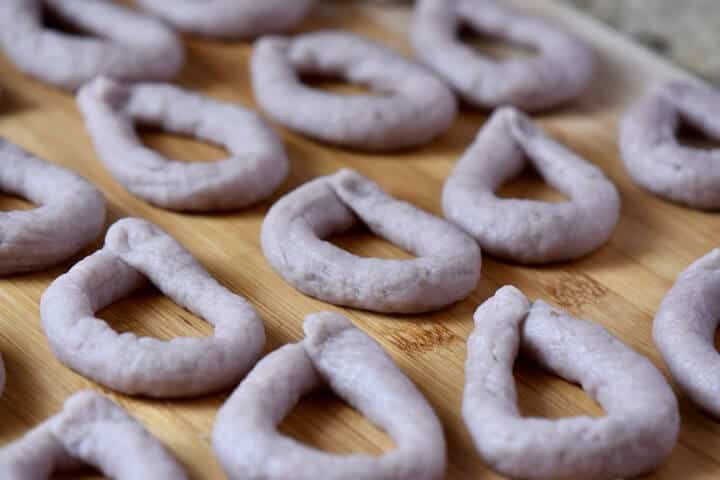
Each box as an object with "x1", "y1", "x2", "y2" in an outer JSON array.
[{"x1": 0, "y1": 1, "x2": 717, "y2": 478}]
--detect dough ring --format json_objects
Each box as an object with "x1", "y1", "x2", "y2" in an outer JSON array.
[
  {"x1": 136, "y1": 0, "x2": 315, "y2": 39},
  {"x1": 0, "y1": 390, "x2": 188, "y2": 479},
  {"x1": 620, "y1": 81, "x2": 720, "y2": 209},
  {"x1": 654, "y1": 249, "x2": 720, "y2": 417},
  {"x1": 77, "y1": 77, "x2": 288, "y2": 212},
  {"x1": 213, "y1": 311, "x2": 447, "y2": 480},
  {"x1": 0, "y1": 138, "x2": 106, "y2": 275},
  {"x1": 40, "y1": 217, "x2": 266, "y2": 398},
  {"x1": 442, "y1": 107, "x2": 620, "y2": 264},
  {"x1": 411, "y1": 0, "x2": 594, "y2": 111},
  {"x1": 251, "y1": 31, "x2": 458, "y2": 151},
  {"x1": 0, "y1": 0, "x2": 184, "y2": 91},
  {"x1": 261, "y1": 168, "x2": 481, "y2": 313},
  {"x1": 464, "y1": 286, "x2": 680, "y2": 480}
]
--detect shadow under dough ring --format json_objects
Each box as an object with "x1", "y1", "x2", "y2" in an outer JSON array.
[
  {"x1": 0, "y1": 138, "x2": 106, "y2": 275},
  {"x1": 41, "y1": 218, "x2": 266, "y2": 398},
  {"x1": 213, "y1": 312, "x2": 446, "y2": 480},
  {"x1": 251, "y1": 31, "x2": 457, "y2": 151},
  {"x1": 464, "y1": 286, "x2": 679, "y2": 480},
  {"x1": 261, "y1": 168, "x2": 481, "y2": 313},
  {"x1": 411, "y1": 0, "x2": 594, "y2": 111},
  {"x1": 442, "y1": 107, "x2": 620, "y2": 264},
  {"x1": 77, "y1": 77, "x2": 288, "y2": 212},
  {"x1": 0, "y1": 0, "x2": 183, "y2": 91},
  {"x1": 0, "y1": 390, "x2": 187, "y2": 479},
  {"x1": 620, "y1": 81, "x2": 720, "y2": 209}
]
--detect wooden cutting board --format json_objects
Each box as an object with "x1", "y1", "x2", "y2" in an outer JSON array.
[{"x1": 0, "y1": 0, "x2": 716, "y2": 478}]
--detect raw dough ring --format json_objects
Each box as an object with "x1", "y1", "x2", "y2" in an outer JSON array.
[
  {"x1": 0, "y1": 138, "x2": 106, "y2": 275},
  {"x1": 136, "y1": 0, "x2": 315, "y2": 39},
  {"x1": 213, "y1": 311, "x2": 446, "y2": 480},
  {"x1": 464, "y1": 286, "x2": 680, "y2": 480},
  {"x1": 261, "y1": 168, "x2": 481, "y2": 313},
  {"x1": 0, "y1": 390, "x2": 188, "y2": 479},
  {"x1": 77, "y1": 77, "x2": 288, "y2": 212},
  {"x1": 40, "y1": 217, "x2": 265, "y2": 398},
  {"x1": 620, "y1": 81, "x2": 720, "y2": 209},
  {"x1": 251, "y1": 31, "x2": 458, "y2": 151},
  {"x1": 412, "y1": 0, "x2": 594, "y2": 111},
  {"x1": 0, "y1": 0, "x2": 184, "y2": 91},
  {"x1": 442, "y1": 107, "x2": 620, "y2": 263},
  {"x1": 654, "y1": 249, "x2": 720, "y2": 417}
]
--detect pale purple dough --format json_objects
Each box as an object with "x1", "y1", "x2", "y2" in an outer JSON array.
[
  {"x1": 620, "y1": 81, "x2": 720, "y2": 209},
  {"x1": 412, "y1": 0, "x2": 594, "y2": 111},
  {"x1": 251, "y1": 31, "x2": 458, "y2": 151},
  {"x1": 0, "y1": 390, "x2": 187, "y2": 479},
  {"x1": 464, "y1": 286, "x2": 679, "y2": 480},
  {"x1": 0, "y1": 0, "x2": 183, "y2": 91},
  {"x1": 41, "y1": 218, "x2": 265, "y2": 398},
  {"x1": 261, "y1": 169, "x2": 481, "y2": 313},
  {"x1": 654, "y1": 249, "x2": 720, "y2": 417},
  {"x1": 77, "y1": 77, "x2": 288, "y2": 212},
  {"x1": 213, "y1": 311, "x2": 446, "y2": 480},
  {"x1": 0, "y1": 138, "x2": 106, "y2": 275},
  {"x1": 136, "y1": 0, "x2": 315, "y2": 39},
  {"x1": 443, "y1": 107, "x2": 620, "y2": 263}
]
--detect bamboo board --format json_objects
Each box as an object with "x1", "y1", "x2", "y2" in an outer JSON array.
[{"x1": 0, "y1": 1, "x2": 717, "y2": 478}]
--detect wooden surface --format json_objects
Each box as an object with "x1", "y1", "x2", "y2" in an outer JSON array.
[{"x1": 0, "y1": 1, "x2": 717, "y2": 478}]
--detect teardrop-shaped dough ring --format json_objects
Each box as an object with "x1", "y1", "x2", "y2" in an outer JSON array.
[
  {"x1": 442, "y1": 107, "x2": 620, "y2": 264},
  {"x1": 0, "y1": 390, "x2": 188, "y2": 479},
  {"x1": 136, "y1": 0, "x2": 315, "y2": 39},
  {"x1": 213, "y1": 312, "x2": 447, "y2": 480},
  {"x1": 0, "y1": 0, "x2": 184, "y2": 91},
  {"x1": 40, "y1": 218, "x2": 265, "y2": 398},
  {"x1": 654, "y1": 249, "x2": 720, "y2": 417},
  {"x1": 464, "y1": 286, "x2": 679, "y2": 480},
  {"x1": 620, "y1": 81, "x2": 720, "y2": 209},
  {"x1": 261, "y1": 168, "x2": 481, "y2": 313},
  {"x1": 411, "y1": 0, "x2": 594, "y2": 111},
  {"x1": 77, "y1": 77, "x2": 289, "y2": 212},
  {"x1": 251, "y1": 31, "x2": 458, "y2": 151},
  {"x1": 0, "y1": 138, "x2": 106, "y2": 275}
]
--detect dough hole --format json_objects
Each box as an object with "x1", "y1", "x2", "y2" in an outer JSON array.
[
  {"x1": 299, "y1": 73, "x2": 379, "y2": 97},
  {"x1": 458, "y1": 25, "x2": 538, "y2": 61},
  {"x1": 0, "y1": 192, "x2": 34, "y2": 212},
  {"x1": 329, "y1": 227, "x2": 415, "y2": 260},
  {"x1": 497, "y1": 166, "x2": 569, "y2": 203},
  {"x1": 139, "y1": 126, "x2": 228, "y2": 164}
]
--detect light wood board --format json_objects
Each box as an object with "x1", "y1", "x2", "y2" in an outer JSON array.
[{"x1": 0, "y1": 1, "x2": 717, "y2": 478}]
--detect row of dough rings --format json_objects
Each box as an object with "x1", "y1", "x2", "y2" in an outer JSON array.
[
  {"x1": 40, "y1": 217, "x2": 266, "y2": 398},
  {"x1": 261, "y1": 168, "x2": 482, "y2": 313},
  {"x1": 443, "y1": 107, "x2": 620, "y2": 264},
  {"x1": 0, "y1": 0, "x2": 184, "y2": 91},
  {"x1": 213, "y1": 311, "x2": 446, "y2": 480},
  {"x1": 412, "y1": 0, "x2": 595, "y2": 111},
  {"x1": 0, "y1": 390, "x2": 187, "y2": 478},
  {"x1": 466, "y1": 286, "x2": 679, "y2": 480},
  {"x1": 77, "y1": 77, "x2": 289, "y2": 212},
  {"x1": 136, "y1": 0, "x2": 316, "y2": 39},
  {"x1": 621, "y1": 81, "x2": 720, "y2": 210},
  {"x1": 0, "y1": 138, "x2": 106, "y2": 275},
  {"x1": 251, "y1": 31, "x2": 458, "y2": 151}
]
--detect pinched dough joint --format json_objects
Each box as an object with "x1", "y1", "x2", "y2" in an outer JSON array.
[
  {"x1": 412, "y1": 0, "x2": 594, "y2": 111},
  {"x1": 262, "y1": 169, "x2": 481, "y2": 313},
  {"x1": 654, "y1": 249, "x2": 720, "y2": 417},
  {"x1": 77, "y1": 77, "x2": 288, "y2": 212},
  {"x1": 0, "y1": 0, "x2": 184, "y2": 91},
  {"x1": 137, "y1": 0, "x2": 315, "y2": 39},
  {"x1": 213, "y1": 311, "x2": 447, "y2": 480},
  {"x1": 443, "y1": 107, "x2": 620, "y2": 264},
  {"x1": 464, "y1": 286, "x2": 679, "y2": 480},
  {"x1": 0, "y1": 138, "x2": 106, "y2": 275},
  {"x1": 620, "y1": 81, "x2": 720, "y2": 209},
  {"x1": 251, "y1": 31, "x2": 458, "y2": 151},
  {"x1": 41, "y1": 218, "x2": 265, "y2": 398},
  {"x1": 0, "y1": 390, "x2": 187, "y2": 479}
]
